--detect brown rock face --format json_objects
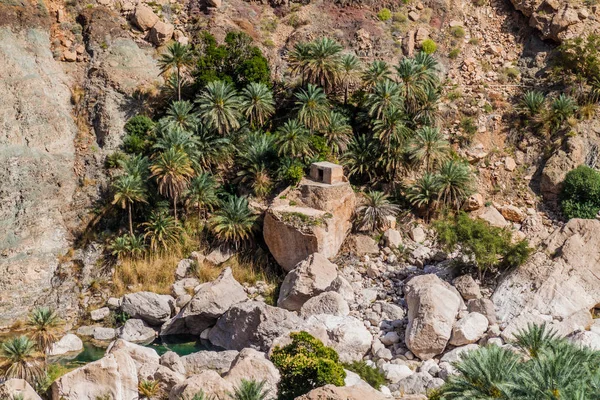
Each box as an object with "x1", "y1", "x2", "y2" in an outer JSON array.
[
  {"x1": 296, "y1": 384, "x2": 389, "y2": 400},
  {"x1": 263, "y1": 178, "x2": 356, "y2": 271}
]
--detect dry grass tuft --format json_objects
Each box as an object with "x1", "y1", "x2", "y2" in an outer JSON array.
[{"x1": 113, "y1": 254, "x2": 180, "y2": 296}]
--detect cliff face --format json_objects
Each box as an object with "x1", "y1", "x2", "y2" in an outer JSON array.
[{"x1": 0, "y1": 24, "x2": 77, "y2": 326}]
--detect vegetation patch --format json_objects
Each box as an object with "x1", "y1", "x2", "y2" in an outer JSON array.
[{"x1": 560, "y1": 165, "x2": 600, "y2": 219}]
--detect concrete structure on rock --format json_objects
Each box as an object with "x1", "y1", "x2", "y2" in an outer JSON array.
[{"x1": 309, "y1": 162, "x2": 345, "y2": 184}]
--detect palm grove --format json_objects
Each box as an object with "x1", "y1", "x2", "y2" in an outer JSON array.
[{"x1": 103, "y1": 30, "x2": 482, "y2": 261}]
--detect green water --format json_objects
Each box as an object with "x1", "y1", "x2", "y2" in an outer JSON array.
[{"x1": 56, "y1": 335, "x2": 215, "y2": 369}]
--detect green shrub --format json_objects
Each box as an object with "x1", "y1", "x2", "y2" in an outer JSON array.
[
  {"x1": 105, "y1": 151, "x2": 128, "y2": 169},
  {"x1": 392, "y1": 12, "x2": 407, "y2": 23},
  {"x1": 421, "y1": 39, "x2": 437, "y2": 54},
  {"x1": 283, "y1": 164, "x2": 304, "y2": 185},
  {"x1": 343, "y1": 361, "x2": 386, "y2": 389},
  {"x1": 560, "y1": 165, "x2": 600, "y2": 219},
  {"x1": 449, "y1": 48, "x2": 460, "y2": 59},
  {"x1": 451, "y1": 26, "x2": 465, "y2": 38},
  {"x1": 434, "y1": 212, "x2": 531, "y2": 280},
  {"x1": 271, "y1": 331, "x2": 346, "y2": 400},
  {"x1": 124, "y1": 115, "x2": 154, "y2": 138},
  {"x1": 377, "y1": 8, "x2": 392, "y2": 21}
]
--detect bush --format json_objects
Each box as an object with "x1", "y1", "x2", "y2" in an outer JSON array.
[
  {"x1": 451, "y1": 26, "x2": 465, "y2": 38},
  {"x1": 434, "y1": 212, "x2": 531, "y2": 280},
  {"x1": 449, "y1": 48, "x2": 460, "y2": 59},
  {"x1": 421, "y1": 39, "x2": 437, "y2": 54},
  {"x1": 343, "y1": 361, "x2": 386, "y2": 389},
  {"x1": 271, "y1": 331, "x2": 346, "y2": 400},
  {"x1": 124, "y1": 115, "x2": 154, "y2": 138},
  {"x1": 560, "y1": 165, "x2": 600, "y2": 219},
  {"x1": 377, "y1": 8, "x2": 392, "y2": 21}
]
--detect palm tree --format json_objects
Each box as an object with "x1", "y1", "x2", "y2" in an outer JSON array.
[
  {"x1": 408, "y1": 126, "x2": 450, "y2": 171},
  {"x1": 240, "y1": 82, "x2": 275, "y2": 128},
  {"x1": 414, "y1": 85, "x2": 441, "y2": 126},
  {"x1": 0, "y1": 336, "x2": 44, "y2": 385},
  {"x1": 185, "y1": 173, "x2": 219, "y2": 220},
  {"x1": 138, "y1": 379, "x2": 161, "y2": 399},
  {"x1": 237, "y1": 133, "x2": 276, "y2": 198},
  {"x1": 520, "y1": 90, "x2": 546, "y2": 118},
  {"x1": 440, "y1": 345, "x2": 521, "y2": 399},
  {"x1": 276, "y1": 119, "x2": 313, "y2": 159},
  {"x1": 153, "y1": 124, "x2": 200, "y2": 157},
  {"x1": 365, "y1": 79, "x2": 402, "y2": 119},
  {"x1": 342, "y1": 134, "x2": 379, "y2": 182},
  {"x1": 406, "y1": 173, "x2": 438, "y2": 220},
  {"x1": 209, "y1": 195, "x2": 258, "y2": 249},
  {"x1": 304, "y1": 37, "x2": 343, "y2": 92},
  {"x1": 340, "y1": 53, "x2": 361, "y2": 104},
  {"x1": 118, "y1": 154, "x2": 150, "y2": 181},
  {"x1": 229, "y1": 379, "x2": 270, "y2": 400},
  {"x1": 158, "y1": 42, "x2": 194, "y2": 101},
  {"x1": 434, "y1": 160, "x2": 473, "y2": 210},
  {"x1": 372, "y1": 106, "x2": 412, "y2": 181},
  {"x1": 512, "y1": 323, "x2": 561, "y2": 358},
  {"x1": 163, "y1": 100, "x2": 199, "y2": 132},
  {"x1": 362, "y1": 60, "x2": 391, "y2": 89},
  {"x1": 112, "y1": 174, "x2": 147, "y2": 235},
  {"x1": 150, "y1": 147, "x2": 195, "y2": 221},
  {"x1": 355, "y1": 191, "x2": 401, "y2": 232},
  {"x1": 192, "y1": 123, "x2": 232, "y2": 172},
  {"x1": 287, "y1": 42, "x2": 312, "y2": 86},
  {"x1": 294, "y1": 84, "x2": 330, "y2": 133},
  {"x1": 143, "y1": 211, "x2": 184, "y2": 253},
  {"x1": 550, "y1": 93, "x2": 577, "y2": 129},
  {"x1": 196, "y1": 80, "x2": 243, "y2": 135},
  {"x1": 28, "y1": 307, "x2": 60, "y2": 356},
  {"x1": 396, "y1": 52, "x2": 439, "y2": 114},
  {"x1": 321, "y1": 111, "x2": 352, "y2": 155}
]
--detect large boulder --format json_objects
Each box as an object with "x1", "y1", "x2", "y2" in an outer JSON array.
[
  {"x1": 106, "y1": 339, "x2": 160, "y2": 369},
  {"x1": 168, "y1": 370, "x2": 234, "y2": 400},
  {"x1": 118, "y1": 319, "x2": 156, "y2": 344},
  {"x1": 450, "y1": 312, "x2": 489, "y2": 346},
  {"x1": 208, "y1": 301, "x2": 304, "y2": 352},
  {"x1": 131, "y1": 5, "x2": 158, "y2": 31},
  {"x1": 149, "y1": 21, "x2": 174, "y2": 46},
  {"x1": 264, "y1": 178, "x2": 356, "y2": 271},
  {"x1": 181, "y1": 350, "x2": 239, "y2": 375},
  {"x1": 305, "y1": 314, "x2": 373, "y2": 362},
  {"x1": 161, "y1": 268, "x2": 247, "y2": 335},
  {"x1": 277, "y1": 253, "x2": 338, "y2": 311},
  {"x1": 48, "y1": 333, "x2": 83, "y2": 357},
  {"x1": 51, "y1": 350, "x2": 138, "y2": 399},
  {"x1": 301, "y1": 291, "x2": 350, "y2": 317},
  {"x1": 138, "y1": 363, "x2": 185, "y2": 392},
  {"x1": 224, "y1": 348, "x2": 281, "y2": 397},
  {"x1": 121, "y1": 292, "x2": 175, "y2": 326},
  {"x1": 404, "y1": 274, "x2": 461, "y2": 360},
  {"x1": 0, "y1": 379, "x2": 42, "y2": 400},
  {"x1": 493, "y1": 219, "x2": 600, "y2": 339},
  {"x1": 296, "y1": 384, "x2": 389, "y2": 400},
  {"x1": 347, "y1": 234, "x2": 380, "y2": 256}
]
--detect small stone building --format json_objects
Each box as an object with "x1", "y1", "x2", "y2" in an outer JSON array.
[{"x1": 309, "y1": 162, "x2": 344, "y2": 184}]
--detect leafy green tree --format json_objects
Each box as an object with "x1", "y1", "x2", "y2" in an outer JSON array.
[
  {"x1": 320, "y1": 111, "x2": 352, "y2": 155},
  {"x1": 276, "y1": 119, "x2": 313, "y2": 159},
  {"x1": 163, "y1": 101, "x2": 199, "y2": 132},
  {"x1": 342, "y1": 134, "x2": 379, "y2": 182},
  {"x1": 158, "y1": 42, "x2": 194, "y2": 101},
  {"x1": 208, "y1": 195, "x2": 258, "y2": 249},
  {"x1": 143, "y1": 211, "x2": 184, "y2": 253},
  {"x1": 294, "y1": 84, "x2": 330, "y2": 133},
  {"x1": 355, "y1": 191, "x2": 400, "y2": 232},
  {"x1": 185, "y1": 173, "x2": 219, "y2": 220},
  {"x1": 408, "y1": 126, "x2": 450, "y2": 172},
  {"x1": 365, "y1": 79, "x2": 402, "y2": 119},
  {"x1": 361, "y1": 60, "x2": 391, "y2": 89},
  {"x1": 0, "y1": 336, "x2": 44, "y2": 385},
  {"x1": 304, "y1": 37, "x2": 343, "y2": 92},
  {"x1": 271, "y1": 331, "x2": 346, "y2": 400},
  {"x1": 228, "y1": 379, "x2": 270, "y2": 400},
  {"x1": 123, "y1": 115, "x2": 155, "y2": 154},
  {"x1": 28, "y1": 307, "x2": 60, "y2": 355},
  {"x1": 340, "y1": 53, "x2": 361, "y2": 104},
  {"x1": 150, "y1": 147, "x2": 195, "y2": 221},
  {"x1": 560, "y1": 165, "x2": 600, "y2": 219},
  {"x1": 240, "y1": 82, "x2": 275, "y2": 128},
  {"x1": 111, "y1": 174, "x2": 147, "y2": 235},
  {"x1": 196, "y1": 80, "x2": 243, "y2": 135},
  {"x1": 434, "y1": 160, "x2": 473, "y2": 210}
]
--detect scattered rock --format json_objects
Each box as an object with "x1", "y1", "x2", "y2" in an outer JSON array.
[
  {"x1": 504, "y1": 157, "x2": 517, "y2": 171},
  {"x1": 90, "y1": 307, "x2": 110, "y2": 321},
  {"x1": 93, "y1": 327, "x2": 116, "y2": 341},
  {"x1": 382, "y1": 363, "x2": 413, "y2": 383},
  {"x1": 48, "y1": 334, "x2": 83, "y2": 357},
  {"x1": 107, "y1": 297, "x2": 122, "y2": 310},
  {"x1": 463, "y1": 193, "x2": 484, "y2": 211},
  {"x1": 169, "y1": 370, "x2": 234, "y2": 400},
  {"x1": 138, "y1": 362, "x2": 185, "y2": 392},
  {"x1": 131, "y1": 5, "x2": 159, "y2": 31},
  {"x1": 160, "y1": 351, "x2": 186, "y2": 375},
  {"x1": 393, "y1": 371, "x2": 444, "y2": 395},
  {"x1": 118, "y1": 319, "x2": 156, "y2": 344},
  {"x1": 305, "y1": 314, "x2": 373, "y2": 362},
  {"x1": 205, "y1": 247, "x2": 234, "y2": 265},
  {"x1": 478, "y1": 206, "x2": 508, "y2": 228},
  {"x1": 347, "y1": 234, "x2": 380, "y2": 256},
  {"x1": 224, "y1": 348, "x2": 281, "y2": 397},
  {"x1": 467, "y1": 298, "x2": 497, "y2": 324},
  {"x1": 498, "y1": 205, "x2": 527, "y2": 223},
  {"x1": 149, "y1": 21, "x2": 175, "y2": 46},
  {"x1": 121, "y1": 292, "x2": 175, "y2": 326},
  {"x1": 107, "y1": 339, "x2": 160, "y2": 368},
  {"x1": 0, "y1": 379, "x2": 42, "y2": 400},
  {"x1": 450, "y1": 312, "x2": 489, "y2": 346},
  {"x1": 297, "y1": 384, "x2": 389, "y2": 399},
  {"x1": 181, "y1": 350, "x2": 239, "y2": 375},
  {"x1": 63, "y1": 50, "x2": 77, "y2": 62},
  {"x1": 408, "y1": 11, "x2": 420, "y2": 21},
  {"x1": 452, "y1": 275, "x2": 481, "y2": 300},
  {"x1": 300, "y1": 291, "x2": 350, "y2": 317},
  {"x1": 383, "y1": 229, "x2": 402, "y2": 249},
  {"x1": 175, "y1": 259, "x2": 193, "y2": 279}
]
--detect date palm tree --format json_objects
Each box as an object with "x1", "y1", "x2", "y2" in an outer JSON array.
[
  {"x1": 0, "y1": 336, "x2": 44, "y2": 385},
  {"x1": 209, "y1": 195, "x2": 258, "y2": 249},
  {"x1": 240, "y1": 82, "x2": 275, "y2": 128},
  {"x1": 340, "y1": 53, "x2": 361, "y2": 104},
  {"x1": 365, "y1": 79, "x2": 402, "y2": 119},
  {"x1": 237, "y1": 133, "x2": 277, "y2": 197},
  {"x1": 304, "y1": 37, "x2": 343, "y2": 92},
  {"x1": 139, "y1": 379, "x2": 161, "y2": 400},
  {"x1": 229, "y1": 379, "x2": 270, "y2": 400},
  {"x1": 355, "y1": 191, "x2": 400, "y2": 232},
  {"x1": 342, "y1": 134, "x2": 378, "y2": 182},
  {"x1": 163, "y1": 100, "x2": 199, "y2": 132},
  {"x1": 28, "y1": 307, "x2": 60, "y2": 356},
  {"x1": 150, "y1": 147, "x2": 195, "y2": 221},
  {"x1": 362, "y1": 60, "x2": 392, "y2": 89},
  {"x1": 276, "y1": 119, "x2": 313, "y2": 159},
  {"x1": 294, "y1": 84, "x2": 330, "y2": 133},
  {"x1": 396, "y1": 52, "x2": 439, "y2": 114},
  {"x1": 196, "y1": 80, "x2": 242, "y2": 135},
  {"x1": 434, "y1": 160, "x2": 473, "y2": 210},
  {"x1": 406, "y1": 172, "x2": 438, "y2": 221},
  {"x1": 321, "y1": 111, "x2": 352, "y2": 155},
  {"x1": 112, "y1": 174, "x2": 147, "y2": 235},
  {"x1": 118, "y1": 154, "x2": 150, "y2": 181},
  {"x1": 287, "y1": 42, "x2": 312, "y2": 86},
  {"x1": 158, "y1": 42, "x2": 194, "y2": 101},
  {"x1": 143, "y1": 211, "x2": 184, "y2": 253},
  {"x1": 373, "y1": 106, "x2": 412, "y2": 181},
  {"x1": 408, "y1": 126, "x2": 450, "y2": 172},
  {"x1": 153, "y1": 124, "x2": 200, "y2": 158},
  {"x1": 192, "y1": 123, "x2": 232, "y2": 172},
  {"x1": 185, "y1": 173, "x2": 219, "y2": 220}
]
